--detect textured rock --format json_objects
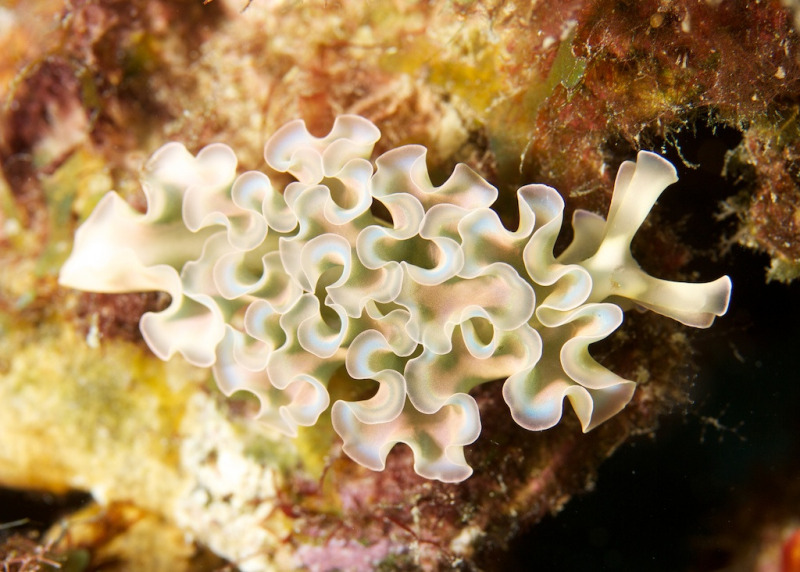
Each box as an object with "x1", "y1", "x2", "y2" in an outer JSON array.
[{"x1": 1, "y1": 0, "x2": 796, "y2": 569}]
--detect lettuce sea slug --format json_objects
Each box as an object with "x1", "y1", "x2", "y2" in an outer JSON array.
[{"x1": 59, "y1": 115, "x2": 731, "y2": 483}]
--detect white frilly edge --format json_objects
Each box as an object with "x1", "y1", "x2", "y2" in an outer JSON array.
[{"x1": 59, "y1": 116, "x2": 731, "y2": 482}]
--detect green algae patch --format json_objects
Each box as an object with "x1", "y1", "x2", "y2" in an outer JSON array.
[
  {"x1": 37, "y1": 149, "x2": 114, "y2": 277},
  {"x1": 44, "y1": 148, "x2": 116, "y2": 223},
  {"x1": 290, "y1": 367, "x2": 370, "y2": 481},
  {"x1": 379, "y1": 29, "x2": 509, "y2": 122},
  {"x1": 488, "y1": 33, "x2": 588, "y2": 181},
  {"x1": 241, "y1": 429, "x2": 298, "y2": 469}
]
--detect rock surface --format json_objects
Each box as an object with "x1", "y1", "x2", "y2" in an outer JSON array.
[{"x1": 1, "y1": 1, "x2": 797, "y2": 570}]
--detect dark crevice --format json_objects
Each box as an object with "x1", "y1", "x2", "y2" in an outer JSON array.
[
  {"x1": 501, "y1": 116, "x2": 800, "y2": 571},
  {"x1": 0, "y1": 488, "x2": 92, "y2": 539}
]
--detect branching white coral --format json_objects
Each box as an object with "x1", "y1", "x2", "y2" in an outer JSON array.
[{"x1": 59, "y1": 115, "x2": 731, "y2": 483}]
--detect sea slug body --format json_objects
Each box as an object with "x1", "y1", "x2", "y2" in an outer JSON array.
[{"x1": 59, "y1": 115, "x2": 732, "y2": 482}]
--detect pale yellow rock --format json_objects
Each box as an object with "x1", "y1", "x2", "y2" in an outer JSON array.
[
  {"x1": 47, "y1": 503, "x2": 200, "y2": 572},
  {"x1": 0, "y1": 322, "x2": 299, "y2": 570},
  {"x1": 0, "y1": 324, "x2": 196, "y2": 501}
]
